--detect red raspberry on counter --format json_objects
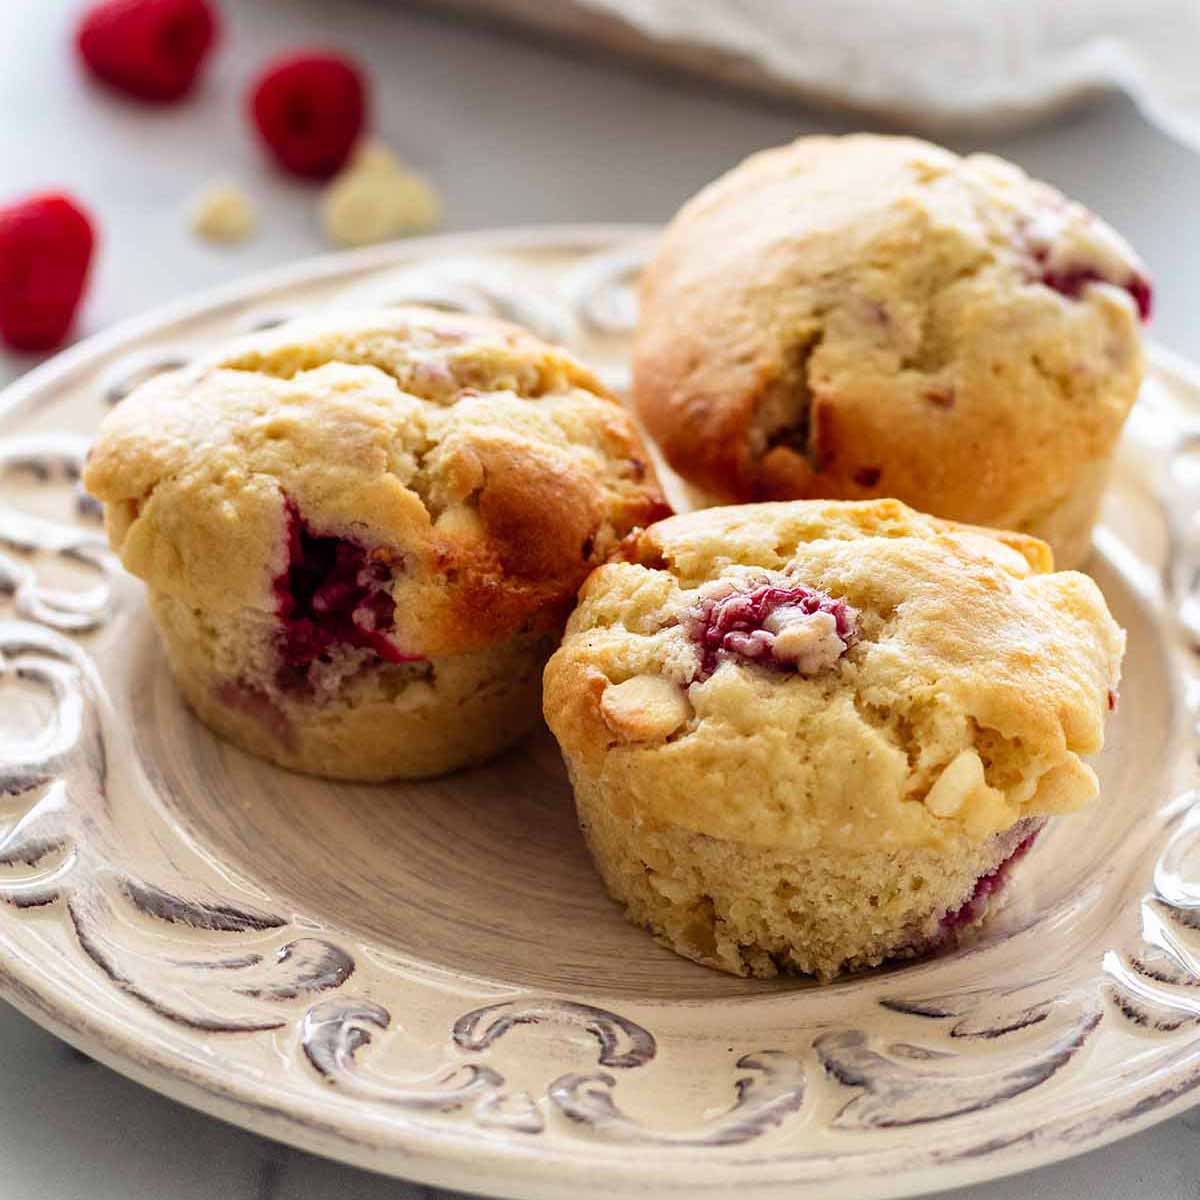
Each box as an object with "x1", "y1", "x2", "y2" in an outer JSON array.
[
  {"x1": 249, "y1": 52, "x2": 367, "y2": 180},
  {"x1": 76, "y1": 0, "x2": 220, "y2": 103},
  {"x1": 0, "y1": 193, "x2": 96, "y2": 353}
]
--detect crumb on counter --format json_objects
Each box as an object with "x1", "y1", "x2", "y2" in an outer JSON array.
[
  {"x1": 320, "y1": 138, "x2": 441, "y2": 248},
  {"x1": 190, "y1": 181, "x2": 256, "y2": 244}
]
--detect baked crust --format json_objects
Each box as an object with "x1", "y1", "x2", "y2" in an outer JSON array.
[
  {"x1": 544, "y1": 497, "x2": 1124, "y2": 975},
  {"x1": 85, "y1": 307, "x2": 670, "y2": 658},
  {"x1": 632, "y1": 134, "x2": 1146, "y2": 568},
  {"x1": 83, "y1": 307, "x2": 669, "y2": 779},
  {"x1": 544, "y1": 498, "x2": 1124, "y2": 853}
]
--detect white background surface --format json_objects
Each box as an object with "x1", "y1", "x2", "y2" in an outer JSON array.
[{"x1": 1, "y1": 1, "x2": 1198, "y2": 1197}]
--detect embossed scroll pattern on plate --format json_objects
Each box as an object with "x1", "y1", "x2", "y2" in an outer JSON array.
[{"x1": 0, "y1": 230, "x2": 1198, "y2": 1195}]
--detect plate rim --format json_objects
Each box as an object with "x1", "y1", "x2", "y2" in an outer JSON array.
[{"x1": 0, "y1": 222, "x2": 1196, "y2": 1200}]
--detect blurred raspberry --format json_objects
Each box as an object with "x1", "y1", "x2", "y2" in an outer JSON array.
[
  {"x1": 77, "y1": 0, "x2": 220, "y2": 103},
  {"x1": 249, "y1": 52, "x2": 367, "y2": 180},
  {"x1": 0, "y1": 193, "x2": 96, "y2": 352}
]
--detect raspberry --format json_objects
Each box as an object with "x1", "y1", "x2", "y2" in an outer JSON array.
[
  {"x1": 249, "y1": 52, "x2": 367, "y2": 180},
  {"x1": 686, "y1": 580, "x2": 856, "y2": 680},
  {"x1": 939, "y1": 825, "x2": 1040, "y2": 929},
  {"x1": 0, "y1": 193, "x2": 96, "y2": 353},
  {"x1": 76, "y1": 0, "x2": 219, "y2": 103},
  {"x1": 274, "y1": 501, "x2": 421, "y2": 690},
  {"x1": 1041, "y1": 265, "x2": 1153, "y2": 323}
]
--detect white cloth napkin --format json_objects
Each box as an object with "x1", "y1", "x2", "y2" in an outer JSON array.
[{"x1": 573, "y1": 0, "x2": 1200, "y2": 147}]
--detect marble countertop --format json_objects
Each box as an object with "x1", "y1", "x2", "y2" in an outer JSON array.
[{"x1": 2, "y1": 2, "x2": 1198, "y2": 1197}]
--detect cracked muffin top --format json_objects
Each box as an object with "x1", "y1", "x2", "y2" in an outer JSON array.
[
  {"x1": 633, "y1": 134, "x2": 1149, "y2": 539},
  {"x1": 84, "y1": 307, "x2": 670, "y2": 658},
  {"x1": 543, "y1": 499, "x2": 1125, "y2": 852}
]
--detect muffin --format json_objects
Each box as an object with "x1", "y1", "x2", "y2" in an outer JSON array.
[
  {"x1": 84, "y1": 308, "x2": 669, "y2": 781},
  {"x1": 543, "y1": 499, "x2": 1124, "y2": 979},
  {"x1": 633, "y1": 134, "x2": 1151, "y2": 570}
]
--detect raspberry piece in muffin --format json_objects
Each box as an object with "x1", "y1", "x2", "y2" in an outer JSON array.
[
  {"x1": 939, "y1": 820, "x2": 1041, "y2": 932},
  {"x1": 634, "y1": 135, "x2": 1150, "y2": 569},
  {"x1": 686, "y1": 578, "x2": 856, "y2": 679},
  {"x1": 273, "y1": 503, "x2": 417, "y2": 688},
  {"x1": 545, "y1": 499, "x2": 1124, "y2": 980},
  {"x1": 1021, "y1": 195, "x2": 1153, "y2": 320},
  {"x1": 84, "y1": 308, "x2": 668, "y2": 780}
]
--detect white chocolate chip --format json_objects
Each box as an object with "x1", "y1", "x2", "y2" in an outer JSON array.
[
  {"x1": 647, "y1": 872, "x2": 693, "y2": 903},
  {"x1": 926, "y1": 750, "x2": 1018, "y2": 836},
  {"x1": 925, "y1": 749, "x2": 988, "y2": 818},
  {"x1": 190, "y1": 182, "x2": 256, "y2": 244},
  {"x1": 351, "y1": 141, "x2": 402, "y2": 176},
  {"x1": 600, "y1": 675, "x2": 690, "y2": 742},
  {"x1": 1028, "y1": 757, "x2": 1099, "y2": 814},
  {"x1": 764, "y1": 608, "x2": 845, "y2": 674},
  {"x1": 320, "y1": 139, "x2": 441, "y2": 248}
]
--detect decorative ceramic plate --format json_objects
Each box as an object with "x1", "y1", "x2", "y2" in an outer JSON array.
[{"x1": 1, "y1": 225, "x2": 1198, "y2": 1200}]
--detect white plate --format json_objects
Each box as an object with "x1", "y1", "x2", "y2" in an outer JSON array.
[{"x1": 0, "y1": 225, "x2": 1198, "y2": 1200}]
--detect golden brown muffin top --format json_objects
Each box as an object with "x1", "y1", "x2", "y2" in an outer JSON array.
[
  {"x1": 633, "y1": 134, "x2": 1147, "y2": 542},
  {"x1": 85, "y1": 308, "x2": 669, "y2": 658},
  {"x1": 544, "y1": 499, "x2": 1124, "y2": 851}
]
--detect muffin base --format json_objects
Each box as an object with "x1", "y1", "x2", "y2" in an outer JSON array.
[
  {"x1": 151, "y1": 591, "x2": 553, "y2": 781},
  {"x1": 573, "y1": 769, "x2": 1043, "y2": 980}
]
